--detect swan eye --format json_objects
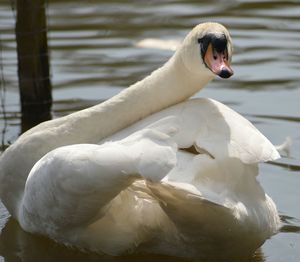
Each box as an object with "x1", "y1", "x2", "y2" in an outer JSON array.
[{"x1": 197, "y1": 33, "x2": 228, "y2": 60}]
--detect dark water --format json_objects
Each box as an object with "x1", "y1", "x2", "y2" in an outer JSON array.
[{"x1": 0, "y1": 0, "x2": 300, "y2": 261}]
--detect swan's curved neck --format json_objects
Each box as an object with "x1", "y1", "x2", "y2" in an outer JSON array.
[
  {"x1": 0, "y1": 49, "x2": 214, "y2": 218},
  {"x1": 71, "y1": 53, "x2": 214, "y2": 143}
]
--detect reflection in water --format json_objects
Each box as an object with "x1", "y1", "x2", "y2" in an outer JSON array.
[
  {"x1": 280, "y1": 215, "x2": 300, "y2": 234},
  {"x1": 268, "y1": 161, "x2": 300, "y2": 172},
  {"x1": 0, "y1": 218, "x2": 266, "y2": 262}
]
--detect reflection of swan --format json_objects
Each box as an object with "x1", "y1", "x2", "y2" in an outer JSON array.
[
  {"x1": 0, "y1": 23, "x2": 280, "y2": 260},
  {"x1": 0, "y1": 218, "x2": 266, "y2": 262}
]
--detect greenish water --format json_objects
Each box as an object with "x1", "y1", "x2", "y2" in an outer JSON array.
[{"x1": 0, "y1": 0, "x2": 300, "y2": 261}]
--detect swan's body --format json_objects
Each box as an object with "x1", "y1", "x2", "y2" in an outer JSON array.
[{"x1": 0, "y1": 23, "x2": 280, "y2": 260}]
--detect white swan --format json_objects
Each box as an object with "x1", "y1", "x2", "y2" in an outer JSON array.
[{"x1": 0, "y1": 22, "x2": 280, "y2": 260}]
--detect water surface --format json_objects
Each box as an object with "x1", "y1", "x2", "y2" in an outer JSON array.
[{"x1": 0, "y1": 0, "x2": 300, "y2": 261}]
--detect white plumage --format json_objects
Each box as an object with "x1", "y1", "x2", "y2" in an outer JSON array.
[{"x1": 0, "y1": 22, "x2": 280, "y2": 260}]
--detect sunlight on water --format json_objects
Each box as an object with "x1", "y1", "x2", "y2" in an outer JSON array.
[{"x1": 0, "y1": 0, "x2": 299, "y2": 261}]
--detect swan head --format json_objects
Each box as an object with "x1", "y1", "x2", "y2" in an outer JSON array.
[{"x1": 180, "y1": 22, "x2": 233, "y2": 79}]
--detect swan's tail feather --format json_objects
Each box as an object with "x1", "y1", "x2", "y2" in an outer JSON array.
[{"x1": 275, "y1": 136, "x2": 292, "y2": 157}]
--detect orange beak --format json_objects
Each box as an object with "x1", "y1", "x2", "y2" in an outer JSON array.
[{"x1": 204, "y1": 43, "x2": 233, "y2": 79}]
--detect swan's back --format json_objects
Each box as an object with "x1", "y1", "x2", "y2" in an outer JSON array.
[{"x1": 105, "y1": 98, "x2": 279, "y2": 164}]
